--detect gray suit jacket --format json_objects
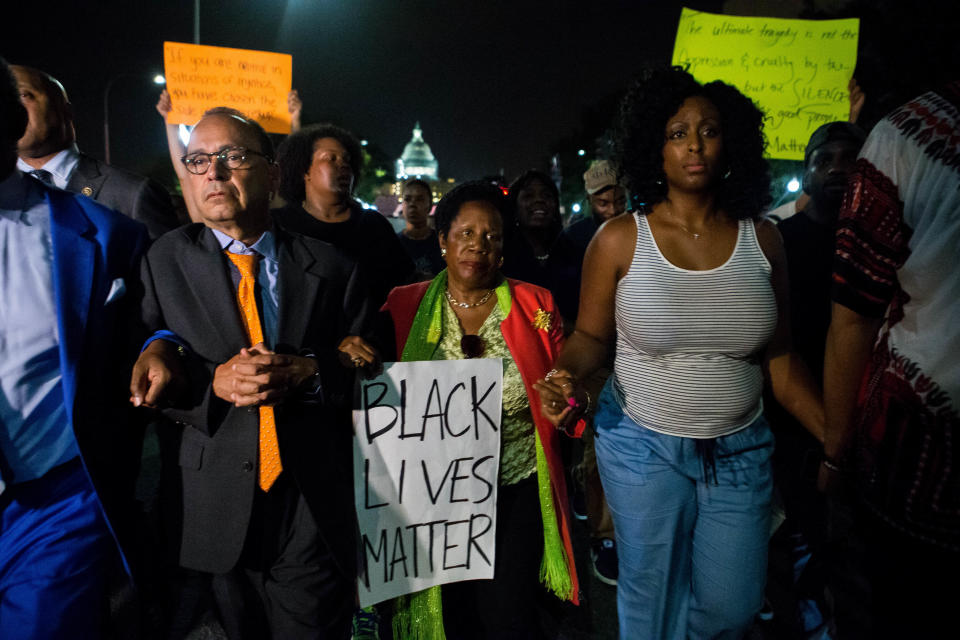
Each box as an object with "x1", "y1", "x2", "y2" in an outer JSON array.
[
  {"x1": 67, "y1": 152, "x2": 178, "y2": 240},
  {"x1": 141, "y1": 223, "x2": 370, "y2": 578}
]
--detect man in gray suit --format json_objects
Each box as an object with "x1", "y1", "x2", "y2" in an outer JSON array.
[
  {"x1": 130, "y1": 107, "x2": 376, "y2": 638},
  {"x1": 12, "y1": 64, "x2": 178, "y2": 239}
]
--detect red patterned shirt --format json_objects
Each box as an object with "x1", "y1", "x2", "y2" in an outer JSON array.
[{"x1": 833, "y1": 82, "x2": 960, "y2": 550}]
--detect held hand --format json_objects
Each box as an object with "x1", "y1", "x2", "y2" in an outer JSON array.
[
  {"x1": 130, "y1": 339, "x2": 184, "y2": 408},
  {"x1": 817, "y1": 460, "x2": 844, "y2": 495},
  {"x1": 817, "y1": 456, "x2": 852, "y2": 497},
  {"x1": 337, "y1": 336, "x2": 382, "y2": 378},
  {"x1": 848, "y1": 77, "x2": 866, "y2": 124},
  {"x1": 533, "y1": 368, "x2": 588, "y2": 432},
  {"x1": 156, "y1": 89, "x2": 172, "y2": 118},
  {"x1": 213, "y1": 343, "x2": 318, "y2": 407},
  {"x1": 288, "y1": 89, "x2": 303, "y2": 132}
]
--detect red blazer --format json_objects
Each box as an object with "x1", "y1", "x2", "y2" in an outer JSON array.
[{"x1": 383, "y1": 278, "x2": 581, "y2": 604}]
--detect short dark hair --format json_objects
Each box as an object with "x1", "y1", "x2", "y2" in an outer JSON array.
[
  {"x1": 507, "y1": 169, "x2": 561, "y2": 228},
  {"x1": 616, "y1": 66, "x2": 771, "y2": 219},
  {"x1": 803, "y1": 121, "x2": 866, "y2": 167},
  {"x1": 434, "y1": 181, "x2": 508, "y2": 237},
  {"x1": 403, "y1": 178, "x2": 432, "y2": 198},
  {"x1": 0, "y1": 58, "x2": 28, "y2": 151},
  {"x1": 10, "y1": 65, "x2": 73, "y2": 148},
  {"x1": 276, "y1": 123, "x2": 363, "y2": 203},
  {"x1": 200, "y1": 107, "x2": 274, "y2": 159}
]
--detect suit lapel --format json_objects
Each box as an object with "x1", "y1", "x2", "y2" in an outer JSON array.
[
  {"x1": 48, "y1": 189, "x2": 97, "y2": 420},
  {"x1": 276, "y1": 231, "x2": 321, "y2": 349},
  {"x1": 66, "y1": 154, "x2": 106, "y2": 199},
  {"x1": 189, "y1": 228, "x2": 250, "y2": 355}
]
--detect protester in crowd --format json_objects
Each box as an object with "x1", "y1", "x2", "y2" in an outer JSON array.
[
  {"x1": 535, "y1": 66, "x2": 824, "y2": 639},
  {"x1": 273, "y1": 122, "x2": 414, "y2": 307},
  {"x1": 0, "y1": 56, "x2": 150, "y2": 639},
  {"x1": 559, "y1": 158, "x2": 626, "y2": 587},
  {"x1": 563, "y1": 159, "x2": 627, "y2": 261},
  {"x1": 382, "y1": 181, "x2": 582, "y2": 639},
  {"x1": 396, "y1": 177, "x2": 443, "y2": 279},
  {"x1": 764, "y1": 120, "x2": 866, "y2": 639},
  {"x1": 12, "y1": 64, "x2": 177, "y2": 238},
  {"x1": 767, "y1": 78, "x2": 866, "y2": 223},
  {"x1": 501, "y1": 169, "x2": 581, "y2": 326},
  {"x1": 128, "y1": 106, "x2": 377, "y2": 639},
  {"x1": 821, "y1": 81, "x2": 960, "y2": 639}
]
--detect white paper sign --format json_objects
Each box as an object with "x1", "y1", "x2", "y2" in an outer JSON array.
[{"x1": 353, "y1": 359, "x2": 503, "y2": 607}]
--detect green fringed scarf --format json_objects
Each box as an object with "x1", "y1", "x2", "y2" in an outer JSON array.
[{"x1": 391, "y1": 271, "x2": 573, "y2": 640}]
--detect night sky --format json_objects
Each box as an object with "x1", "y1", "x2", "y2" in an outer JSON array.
[
  {"x1": 3, "y1": 0, "x2": 951, "y2": 190},
  {"x1": 3, "y1": 0, "x2": 729, "y2": 188}
]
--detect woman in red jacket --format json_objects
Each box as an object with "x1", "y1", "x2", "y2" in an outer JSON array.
[{"x1": 382, "y1": 181, "x2": 582, "y2": 639}]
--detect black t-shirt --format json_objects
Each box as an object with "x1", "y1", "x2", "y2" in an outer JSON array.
[
  {"x1": 501, "y1": 230, "x2": 582, "y2": 327},
  {"x1": 396, "y1": 228, "x2": 444, "y2": 281},
  {"x1": 764, "y1": 210, "x2": 835, "y2": 463},
  {"x1": 273, "y1": 202, "x2": 415, "y2": 308},
  {"x1": 562, "y1": 215, "x2": 601, "y2": 268},
  {"x1": 778, "y1": 211, "x2": 836, "y2": 383}
]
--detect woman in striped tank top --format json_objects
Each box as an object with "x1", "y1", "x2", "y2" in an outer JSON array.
[{"x1": 535, "y1": 68, "x2": 825, "y2": 639}]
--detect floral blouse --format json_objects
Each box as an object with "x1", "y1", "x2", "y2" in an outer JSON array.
[{"x1": 435, "y1": 301, "x2": 537, "y2": 485}]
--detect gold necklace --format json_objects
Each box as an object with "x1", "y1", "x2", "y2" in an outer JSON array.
[{"x1": 445, "y1": 288, "x2": 494, "y2": 309}]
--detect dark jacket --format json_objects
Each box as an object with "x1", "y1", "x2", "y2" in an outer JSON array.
[{"x1": 140, "y1": 223, "x2": 370, "y2": 578}]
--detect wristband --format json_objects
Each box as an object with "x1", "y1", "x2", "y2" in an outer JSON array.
[{"x1": 821, "y1": 457, "x2": 845, "y2": 473}]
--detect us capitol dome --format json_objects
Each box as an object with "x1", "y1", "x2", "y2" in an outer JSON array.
[{"x1": 395, "y1": 122, "x2": 438, "y2": 181}]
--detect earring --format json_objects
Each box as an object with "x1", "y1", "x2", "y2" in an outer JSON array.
[
  {"x1": 723, "y1": 169, "x2": 732, "y2": 179},
  {"x1": 655, "y1": 179, "x2": 664, "y2": 186},
  {"x1": 497, "y1": 256, "x2": 504, "y2": 268},
  {"x1": 441, "y1": 248, "x2": 447, "y2": 257}
]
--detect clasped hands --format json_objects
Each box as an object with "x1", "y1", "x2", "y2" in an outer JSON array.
[
  {"x1": 533, "y1": 368, "x2": 590, "y2": 434},
  {"x1": 130, "y1": 336, "x2": 381, "y2": 409},
  {"x1": 211, "y1": 343, "x2": 319, "y2": 407}
]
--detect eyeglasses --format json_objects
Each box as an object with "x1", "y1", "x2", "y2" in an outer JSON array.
[
  {"x1": 180, "y1": 147, "x2": 272, "y2": 175},
  {"x1": 460, "y1": 334, "x2": 485, "y2": 359}
]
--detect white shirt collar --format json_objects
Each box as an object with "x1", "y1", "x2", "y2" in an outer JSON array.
[
  {"x1": 16, "y1": 145, "x2": 80, "y2": 190},
  {"x1": 211, "y1": 227, "x2": 277, "y2": 262}
]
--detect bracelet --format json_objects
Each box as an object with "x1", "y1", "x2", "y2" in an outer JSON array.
[
  {"x1": 568, "y1": 390, "x2": 593, "y2": 414},
  {"x1": 821, "y1": 457, "x2": 845, "y2": 473}
]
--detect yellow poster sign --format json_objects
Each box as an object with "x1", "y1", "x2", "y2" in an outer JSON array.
[
  {"x1": 163, "y1": 42, "x2": 292, "y2": 134},
  {"x1": 671, "y1": 8, "x2": 859, "y2": 161}
]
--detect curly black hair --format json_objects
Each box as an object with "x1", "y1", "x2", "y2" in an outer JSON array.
[
  {"x1": 615, "y1": 66, "x2": 771, "y2": 219},
  {"x1": 275, "y1": 123, "x2": 363, "y2": 203},
  {"x1": 434, "y1": 181, "x2": 508, "y2": 238},
  {"x1": 506, "y1": 169, "x2": 561, "y2": 229}
]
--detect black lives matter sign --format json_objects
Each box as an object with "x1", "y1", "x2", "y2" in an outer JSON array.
[{"x1": 352, "y1": 359, "x2": 503, "y2": 607}]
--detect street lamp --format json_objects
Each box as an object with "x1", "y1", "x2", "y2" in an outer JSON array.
[{"x1": 103, "y1": 73, "x2": 165, "y2": 164}]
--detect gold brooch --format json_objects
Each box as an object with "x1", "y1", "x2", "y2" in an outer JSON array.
[
  {"x1": 532, "y1": 308, "x2": 552, "y2": 331},
  {"x1": 81, "y1": 186, "x2": 94, "y2": 197}
]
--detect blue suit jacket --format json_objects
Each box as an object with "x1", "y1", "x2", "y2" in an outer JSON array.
[{"x1": 44, "y1": 183, "x2": 150, "y2": 570}]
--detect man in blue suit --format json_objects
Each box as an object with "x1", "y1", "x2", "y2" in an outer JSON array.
[{"x1": 0, "y1": 56, "x2": 149, "y2": 639}]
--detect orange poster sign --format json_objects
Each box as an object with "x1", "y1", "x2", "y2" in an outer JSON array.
[{"x1": 163, "y1": 41, "x2": 292, "y2": 133}]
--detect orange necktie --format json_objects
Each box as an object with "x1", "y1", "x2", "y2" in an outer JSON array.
[{"x1": 224, "y1": 251, "x2": 282, "y2": 492}]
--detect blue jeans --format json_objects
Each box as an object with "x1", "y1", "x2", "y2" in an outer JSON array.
[{"x1": 594, "y1": 382, "x2": 773, "y2": 640}]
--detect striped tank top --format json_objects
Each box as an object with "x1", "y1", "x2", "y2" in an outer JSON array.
[{"x1": 613, "y1": 212, "x2": 777, "y2": 438}]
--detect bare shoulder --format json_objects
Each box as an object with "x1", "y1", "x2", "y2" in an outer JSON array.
[
  {"x1": 587, "y1": 212, "x2": 637, "y2": 272},
  {"x1": 593, "y1": 212, "x2": 637, "y2": 252}
]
